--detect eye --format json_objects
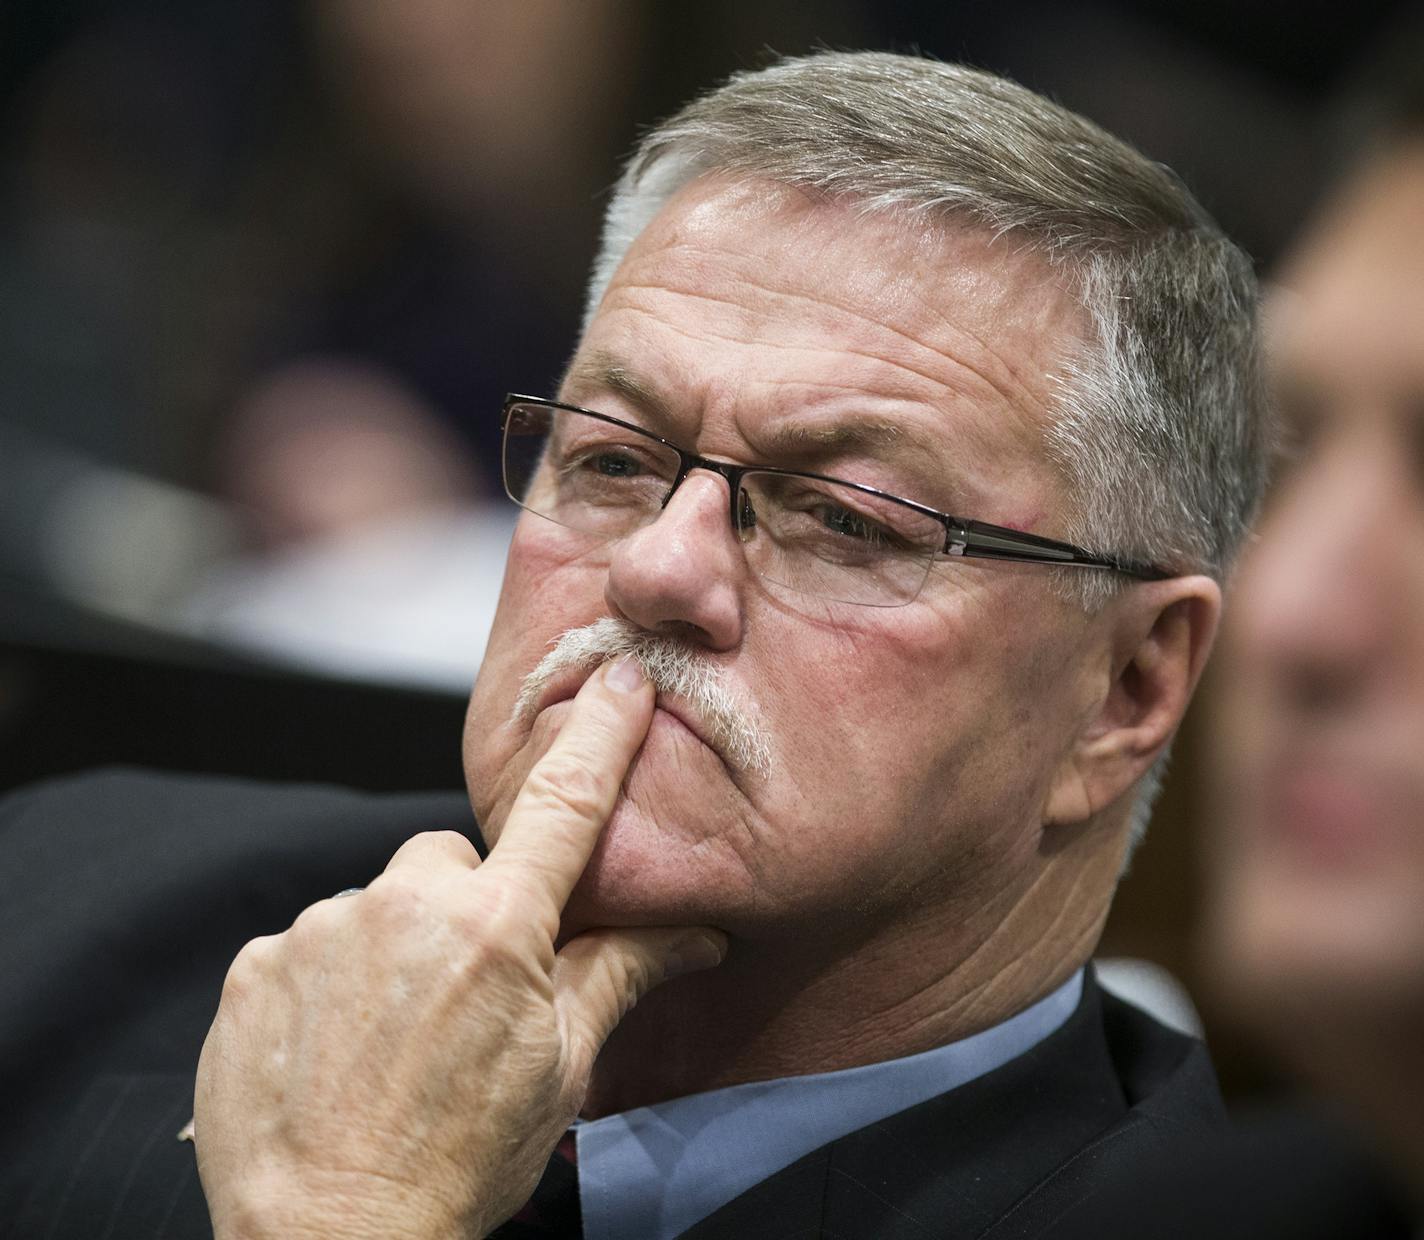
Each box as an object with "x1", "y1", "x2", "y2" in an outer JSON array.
[
  {"x1": 1272, "y1": 384, "x2": 1327, "y2": 478},
  {"x1": 748, "y1": 474, "x2": 939, "y2": 563},
  {"x1": 589, "y1": 449, "x2": 645, "y2": 478},
  {"x1": 558, "y1": 441, "x2": 660, "y2": 481},
  {"x1": 817, "y1": 503, "x2": 892, "y2": 544}
]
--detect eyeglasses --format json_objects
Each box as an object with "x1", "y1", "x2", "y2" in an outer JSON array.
[{"x1": 501, "y1": 395, "x2": 1168, "y2": 607}]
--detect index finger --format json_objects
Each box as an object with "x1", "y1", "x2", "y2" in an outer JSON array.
[{"x1": 480, "y1": 655, "x2": 654, "y2": 916}]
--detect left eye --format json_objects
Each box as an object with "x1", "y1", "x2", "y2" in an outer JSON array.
[
  {"x1": 589, "y1": 450, "x2": 644, "y2": 477},
  {"x1": 817, "y1": 504, "x2": 891, "y2": 543}
]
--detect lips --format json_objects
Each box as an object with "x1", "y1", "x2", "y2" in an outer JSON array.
[
  {"x1": 1255, "y1": 755, "x2": 1415, "y2": 868},
  {"x1": 529, "y1": 663, "x2": 718, "y2": 754},
  {"x1": 528, "y1": 664, "x2": 600, "y2": 719}
]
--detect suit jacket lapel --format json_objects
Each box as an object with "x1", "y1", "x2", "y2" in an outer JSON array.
[{"x1": 680, "y1": 979, "x2": 1130, "y2": 1240}]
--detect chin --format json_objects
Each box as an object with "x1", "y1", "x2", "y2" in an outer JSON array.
[
  {"x1": 559, "y1": 800, "x2": 722, "y2": 934},
  {"x1": 561, "y1": 741, "x2": 778, "y2": 936},
  {"x1": 1211, "y1": 864, "x2": 1424, "y2": 1025}
]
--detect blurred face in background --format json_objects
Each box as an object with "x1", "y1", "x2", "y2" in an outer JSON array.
[
  {"x1": 310, "y1": 0, "x2": 640, "y2": 226},
  {"x1": 1209, "y1": 141, "x2": 1424, "y2": 1027}
]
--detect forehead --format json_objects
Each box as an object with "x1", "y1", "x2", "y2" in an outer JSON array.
[{"x1": 568, "y1": 177, "x2": 1087, "y2": 522}]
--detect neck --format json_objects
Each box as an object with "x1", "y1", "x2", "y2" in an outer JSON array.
[{"x1": 581, "y1": 850, "x2": 1109, "y2": 1117}]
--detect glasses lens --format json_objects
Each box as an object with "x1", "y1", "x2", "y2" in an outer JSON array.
[
  {"x1": 741, "y1": 471, "x2": 940, "y2": 606},
  {"x1": 503, "y1": 402, "x2": 681, "y2": 539}
]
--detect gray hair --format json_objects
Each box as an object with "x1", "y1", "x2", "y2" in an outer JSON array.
[{"x1": 582, "y1": 51, "x2": 1269, "y2": 850}]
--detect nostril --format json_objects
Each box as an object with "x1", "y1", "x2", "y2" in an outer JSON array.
[{"x1": 654, "y1": 619, "x2": 712, "y2": 644}]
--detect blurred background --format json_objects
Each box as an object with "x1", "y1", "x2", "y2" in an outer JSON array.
[{"x1": 1, "y1": 0, "x2": 1420, "y2": 1097}]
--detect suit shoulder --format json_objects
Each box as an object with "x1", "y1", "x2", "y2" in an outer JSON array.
[
  {"x1": 0, "y1": 768, "x2": 477, "y2": 951},
  {"x1": 0, "y1": 766, "x2": 473, "y2": 856},
  {"x1": 1098, "y1": 984, "x2": 1225, "y2": 1131},
  {"x1": 2, "y1": 764, "x2": 468, "y2": 822}
]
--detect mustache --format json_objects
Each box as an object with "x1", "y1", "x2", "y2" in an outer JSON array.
[{"x1": 513, "y1": 617, "x2": 772, "y2": 777}]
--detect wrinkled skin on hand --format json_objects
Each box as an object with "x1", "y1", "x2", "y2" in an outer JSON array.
[{"x1": 194, "y1": 658, "x2": 727, "y2": 1239}]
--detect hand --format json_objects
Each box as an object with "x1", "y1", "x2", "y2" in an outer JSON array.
[{"x1": 194, "y1": 657, "x2": 728, "y2": 1239}]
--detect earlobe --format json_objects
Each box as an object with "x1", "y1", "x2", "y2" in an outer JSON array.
[
  {"x1": 1044, "y1": 757, "x2": 1096, "y2": 828},
  {"x1": 1043, "y1": 576, "x2": 1222, "y2": 830}
]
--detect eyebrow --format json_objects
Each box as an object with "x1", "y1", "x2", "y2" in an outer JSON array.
[
  {"x1": 563, "y1": 352, "x2": 668, "y2": 422},
  {"x1": 565, "y1": 351, "x2": 936, "y2": 461},
  {"x1": 756, "y1": 417, "x2": 911, "y2": 456}
]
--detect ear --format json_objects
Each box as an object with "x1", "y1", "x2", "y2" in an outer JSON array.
[{"x1": 1044, "y1": 575, "x2": 1222, "y2": 829}]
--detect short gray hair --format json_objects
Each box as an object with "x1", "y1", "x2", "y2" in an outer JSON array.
[{"x1": 583, "y1": 51, "x2": 1268, "y2": 848}]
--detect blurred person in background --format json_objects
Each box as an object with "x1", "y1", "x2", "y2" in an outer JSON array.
[
  {"x1": 178, "y1": 357, "x2": 514, "y2": 689},
  {"x1": 179, "y1": 0, "x2": 649, "y2": 688},
  {"x1": 0, "y1": 0, "x2": 872, "y2": 692},
  {"x1": 1046, "y1": 18, "x2": 1424, "y2": 1237},
  {"x1": 0, "y1": 0, "x2": 648, "y2": 688},
  {"x1": 1204, "y1": 19, "x2": 1424, "y2": 1221}
]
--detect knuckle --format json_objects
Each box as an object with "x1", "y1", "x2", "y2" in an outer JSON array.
[
  {"x1": 452, "y1": 889, "x2": 555, "y2": 984},
  {"x1": 561, "y1": 1026, "x2": 598, "y2": 1085},
  {"x1": 408, "y1": 829, "x2": 480, "y2": 864},
  {"x1": 287, "y1": 898, "x2": 335, "y2": 942},
  {"x1": 455, "y1": 883, "x2": 526, "y2": 951},
  {"x1": 572, "y1": 936, "x2": 657, "y2": 1023},
  {"x1": 603, "y1": 951, "x2": 655, "y2": 1016},
  {"x1": 221, "y1": 934, "x2": 277, "y2": 1004},
  {"x1": 469, "y1": 873, "x2": 562, "y2": 952},
  {"x1": 522, "y1": 757, "x2": 611, "y2": 823},
  {"x1": 463, "y1": 932, "x2": 524, "y2": 979},
  {"x1": 360, "y1": 872, "x2": 427, "y2": 929},
  {"x1": 567, "y1": 708, "x2": 634, "y2": 760}
]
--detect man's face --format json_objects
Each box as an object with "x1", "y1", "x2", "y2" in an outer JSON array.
[
  {"x1": 464, "y1": 178, "x2": 1103, "y2": 946},
  {"x1": 1209, "y1": 144, "x2": 1424, "y2": 1015}
]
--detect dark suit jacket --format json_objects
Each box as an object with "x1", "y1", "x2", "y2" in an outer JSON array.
[{"x1": 1, "y1": 769, "x2": 1228, "y2": 1239}]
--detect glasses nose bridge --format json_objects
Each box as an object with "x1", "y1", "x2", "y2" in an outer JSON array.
[{"x1": 666, "y1": 449, "x2": 752, "y2": 534}]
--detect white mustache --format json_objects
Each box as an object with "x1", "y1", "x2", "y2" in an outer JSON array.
[{"x1": 513, "y1": 618, "x2": 772, "y2": 777}]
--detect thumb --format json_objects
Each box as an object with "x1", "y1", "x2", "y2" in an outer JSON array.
[{"x1": 552, "y1": 926, "x2": 727, "y2": 1074}]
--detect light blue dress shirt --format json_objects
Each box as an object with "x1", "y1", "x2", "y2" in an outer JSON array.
[{"x1": 576, "y1": 968, "x2": 1084, "y2": 1240}]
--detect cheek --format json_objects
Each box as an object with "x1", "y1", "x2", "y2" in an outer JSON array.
[
  {"x1": 477, "y1": 529, "x2": 609, "y2": 684},
  {"x1": 758, "y1": 592, "x2": 1063, "y2": 830},
  {"x1": 465, "y1": 530, "x2": 610, "y2": 819}
]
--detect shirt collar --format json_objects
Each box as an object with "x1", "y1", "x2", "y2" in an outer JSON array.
[{"x1": 576, "y1": 968, "x2": 1085, "y2": 1240}]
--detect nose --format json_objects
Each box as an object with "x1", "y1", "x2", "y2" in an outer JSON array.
[
  {"x1": 1233, "y1": 431, "x2": 1408, "y2": 708},
  {"x1": 603, "y1": 470, "x2": 747, "y2": 650}
]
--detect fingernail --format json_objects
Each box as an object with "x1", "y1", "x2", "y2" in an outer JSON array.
[
  {"x1": 666, "y1": 931, "x2": 728, "y2": 979},
  {"x1": 606, "y1": 654, "x2": 647, "y2": 693}
]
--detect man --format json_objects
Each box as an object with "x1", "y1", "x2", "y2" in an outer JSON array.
[
  {"x1": 1202, "y1": 59, "x2": 1424, "y2": 1219},
  {"x1": 0, "y1": 52, "x2": 1264, "y2": 1238}
]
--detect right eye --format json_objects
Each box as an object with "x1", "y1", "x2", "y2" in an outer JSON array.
[
  {"x1": 553, "y1": 440, "x2": 672, "y2": 503},
  {"x1": 585, "y1": 449, "x2": 646, "y2": 478},
  {"x1": 556, "y1": 441, "x2": 656, "y2": 478}
]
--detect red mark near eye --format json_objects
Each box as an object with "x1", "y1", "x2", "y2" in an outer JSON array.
[{"x1": 997, "y1": 509, "x2": 1045, "y2": 533}]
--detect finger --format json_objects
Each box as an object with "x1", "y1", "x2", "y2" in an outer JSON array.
[
  {"x1": 481, "y1": 657, "x2": 654, "y2": 913},
  {"x1": 552, "y1": 926, "x2": 728, "y2": 1076},
  {"x1": 381, "y1": 829, "x2": 482, "y2": 876}
]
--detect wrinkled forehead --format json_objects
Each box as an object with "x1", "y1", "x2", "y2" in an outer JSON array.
[
  {"x1": 571, "y1": 176, "x2": 1090, "y2": 515},
  {"x1": 605, "y1": 175, "x2": 1086, "y2": 351}
]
